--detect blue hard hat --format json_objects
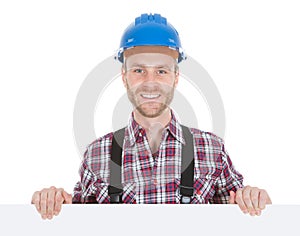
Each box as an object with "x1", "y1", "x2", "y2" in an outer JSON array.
[{"x1": 117, "y1": 13, "x2": 186, "y2": 63}]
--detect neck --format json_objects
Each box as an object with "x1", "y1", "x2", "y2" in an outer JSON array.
[
  {"x1": 133, "y1": 108, "x2": 172, "y2": 130},
  {"x1": 133, "y1": 108, "x2": 172, "y2": 154}
]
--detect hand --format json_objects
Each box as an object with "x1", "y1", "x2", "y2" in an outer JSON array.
[
  {"x1": 31, "y1": 186, "x2": 72, "y2": 220},
  {"x1": 229, "y1": 185, "x2": 272, "y2": 216}
]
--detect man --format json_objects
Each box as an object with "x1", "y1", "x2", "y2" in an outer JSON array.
[{"x1": 32, "y1": 13, "x2": 271, "y2": 220}]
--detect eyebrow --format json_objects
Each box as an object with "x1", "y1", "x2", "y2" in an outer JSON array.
[
  {"x1": 128, "y1": 63, "x2": 147, "y2": 68},
  {"x1": 127, "y1": 63, "x2": 174, "y2": 69}
]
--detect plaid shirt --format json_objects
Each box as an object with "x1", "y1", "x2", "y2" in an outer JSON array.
[{"x1": 73, "y1": 110, "x2": 243, "y2": 204}]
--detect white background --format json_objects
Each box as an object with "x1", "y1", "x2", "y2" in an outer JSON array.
[{"x1": 0, "y1": 0, "x2": 299, "y2": 204}]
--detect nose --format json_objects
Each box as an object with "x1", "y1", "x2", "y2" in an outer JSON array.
[{"x1": 144, "y1": 68, "x2": 157, "y2": 82}]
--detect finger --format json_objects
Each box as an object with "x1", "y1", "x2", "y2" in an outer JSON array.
[
  {"x1": 31, "y1": 191, "x2": 40, "y2": 210},
  {"x1": 235, "y1": 188, "x2": 248, "y2": 213},
  {"x1": 54, "y1": 190, "x2": 64, "y2": 216},
  {"x1": 250, "y1": 187, "x2": 259, "y2": 209},
  {"x1": 47, "y1": 187, "x2": 56, "y2": 219},
  {"x1": 40, "y1": 190, "x2": 48, "y2": 220},
  {"x1": 258, "y1": 189, "x2": 269, "y2": 210},
  {"x1": 250, "y1": 187, "x2": 261, "y2": 215},
  {"x1": 31, "y1": 191, "x2": 41, "y2": 213},
  {"x1": 243, "y1": 186, "x2": 255, "y2": 216},
  {"x1": 229, "y1": 191, "x2": 236, "y2": 204}
]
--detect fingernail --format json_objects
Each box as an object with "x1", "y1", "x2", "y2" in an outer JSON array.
[{"x1": 243, "y1": 210, "x2": 248, "y2": 214}]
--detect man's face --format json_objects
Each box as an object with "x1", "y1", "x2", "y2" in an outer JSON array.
[{"x1": 122, "y1": 52, "x2": 179, "y2": 118}]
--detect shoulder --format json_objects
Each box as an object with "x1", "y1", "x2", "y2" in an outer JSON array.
[
  {"x1": 83, "y1": 132, "x2": 114, "y2": 161},
  {"x1": 87, "y1": 132, "x2": 114, "y2": 149},
  {"x1": 187, "y1": 127, "x2": 224, "y2": 150},
  {"x1": 186, "y1": 127, "x2": 230, "y2": 172},
  {"x1": 83, "y1": 126, "x2": 127, "y2": 159},
  {"x1": 76, "y1": 132, "x2": 115, "y2": 180}
]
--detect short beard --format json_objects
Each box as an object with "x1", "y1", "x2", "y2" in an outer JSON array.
[{"x1": 126, "y1": 79, "x2": 175, "y2": 118}]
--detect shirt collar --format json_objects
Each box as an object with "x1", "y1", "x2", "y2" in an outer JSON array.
[{"x1": 127, "y1": 109, "x2": 185, "y2": 146}]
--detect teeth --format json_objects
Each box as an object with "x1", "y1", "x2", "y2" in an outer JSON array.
[{"x1": 141, "y1": 94, "x2": 160, "y2": 99}]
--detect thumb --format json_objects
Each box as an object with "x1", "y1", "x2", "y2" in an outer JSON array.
[
  {"x1": 62, "y1": 190, "x2": 72, "y2": 204},
  {"x1": 229, "y1": 191, "x2": 236, "y2": 204}
]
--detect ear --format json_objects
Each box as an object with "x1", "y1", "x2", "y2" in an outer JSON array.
[
  {"x1": 121, "y1": 65, "x2": 127, "y2": 88},
  {"x1": 174, "y1": 69, "x2": 179, "y2": 88}
]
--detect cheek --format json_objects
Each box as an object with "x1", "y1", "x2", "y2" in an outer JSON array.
[
  {"x1": 127, "y1": 78, "x2": 143, "y2": 90},
  {"x1": 162, "y1": 77, "x2": 177, "y2": 88}
]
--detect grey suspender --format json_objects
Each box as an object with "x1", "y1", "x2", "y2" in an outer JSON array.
[
  {"x1": 108, "y1": 128, "x2": 125, "y2": 203},
  {"x1": 179, "y1": 125, "x2": 195, "y2": 203},
  {"x1": 108, "y1": 125, "x2": 195, "y2": 204}
]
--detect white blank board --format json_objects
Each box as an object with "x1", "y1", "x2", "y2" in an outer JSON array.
[{"x1": 0, "y1": 205, "x2": 298, "y2": 236}]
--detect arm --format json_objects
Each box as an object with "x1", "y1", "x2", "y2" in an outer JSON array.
[
  {"x1": 209, "y1": 142, "x2": 244, "y2": 204},
  {"x1": 72, "y1": 139, "x2": 111, "y2": 204},
  {"x1": 72, "y1": 159, "x2": 107, "y2": 204}
]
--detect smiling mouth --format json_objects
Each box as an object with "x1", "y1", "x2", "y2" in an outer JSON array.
[{"x1": 140, "y1": 94, "x2": 161, "y2": 99}]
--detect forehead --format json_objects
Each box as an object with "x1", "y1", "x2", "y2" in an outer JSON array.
[
  {"x1": 123, "y1": 46, "x2": 179, "y2": 60},
  {"x1": 125, "y1": 53, "x2": 176, "y2": 67}
]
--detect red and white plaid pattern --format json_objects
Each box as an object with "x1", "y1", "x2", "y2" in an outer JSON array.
[{"x1": 73, "y1": 110, "x2": 243, "y2": 204}]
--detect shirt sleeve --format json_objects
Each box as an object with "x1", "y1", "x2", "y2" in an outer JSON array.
[
  {"x1": 209, "y1": 142, "x2": 244, "y2": 204},
  {"x1": 72, "y1": 148, "x2": 110, "y2": 204}
]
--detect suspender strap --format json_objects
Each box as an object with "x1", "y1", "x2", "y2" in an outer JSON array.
[
  {"x1": 108, "y1": 125, "x2": 195, "y2": 204},
  {"x1": 108, "y1": 127, "x2": 125, "y2": 203},
  {"x1": 180, "y1": 125, "x2": 195, "y2": 204}
]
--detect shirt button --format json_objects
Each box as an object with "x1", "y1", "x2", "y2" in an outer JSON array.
[
  {"x1": 153, "y1": 179, "x2": 157, "y2": 185},
  {"x1": 139, "y1": 133, "x2": 142, "y2": 137}
]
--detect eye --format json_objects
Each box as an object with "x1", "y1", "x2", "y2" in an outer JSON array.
[
  {"x1": 157, "y1": 69, "x2": 168, "y2": 75},
  {"x1": 133, "y1": 68, "x2": 144, "y2": 74}
]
